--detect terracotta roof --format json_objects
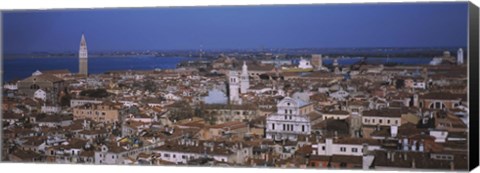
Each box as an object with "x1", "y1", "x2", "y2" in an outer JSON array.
[
  {"x1": 420, "y1": 92, "x2": 466, "y2": 101},
  {"x1": 362, "y1": 108, "x2": 413, "y2": 118}
]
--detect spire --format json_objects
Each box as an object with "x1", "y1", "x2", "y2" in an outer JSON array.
[
  {"x1": 80, "y1": 33, "x2": 87, "y2": 49},
  {"x1": 242, "y1": 61, "x2": 247, "y2": 71}
]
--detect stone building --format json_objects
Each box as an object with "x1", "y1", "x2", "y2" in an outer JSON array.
[
  {"x1": 266, "y1": 97, "x2": 321, "y2": 141},
  {"x1": 17, "y1": 73, "x2": 65, "y2": 104},
  {"x1": 73, "y1": 103, "x2": 120, "y2": 123}
]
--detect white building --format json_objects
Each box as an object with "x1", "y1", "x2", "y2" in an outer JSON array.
[
  {"x1": 457, "y1": 48, "x2": 464, "y2": 65},
  {"x1": 3, "y1": 83, "x2": 18, "y2": 90},
  {"x1": 164, "y1": 93, "x2": 181, "y2": 101},
  {"x1": 312, "y1": 138, "x2": 381, "y2": 156},
  {"x1": 94, "y1": 144, "x2": 128, "y2": 164},
  {"x1": 298, "y1": 58, "x2": 313, "y2": 69},
  {"x1": 266, "y1": 97, "x2": 320, "y2": 141},
  {"x1": 41, "y1": 105, "x2": 61, "y2": 114},
  {"x1": 228, "y1": 71, "x2": 242, "y2": 105},
  {"x1": 412, "y1": 80, "x2": 427, "y2": 89},
  {"x1": 361, "y1": 108, "x2": 403, "y2": 127},
  {"x1": 34, "y1": 89, "x2": 47, "y2": 101},
  {"x1": 240, "y1": 61, "x2": 250, "y2": 94},
  {"x1": 151, "y1": 140, "x2": 248, "y2": 164}
]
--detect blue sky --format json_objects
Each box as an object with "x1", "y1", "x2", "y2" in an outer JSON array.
[{"x1": 2, "y1": 2, "x2": 468, "y2": 53}]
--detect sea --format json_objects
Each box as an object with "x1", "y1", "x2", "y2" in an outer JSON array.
[{"x1": 2, "y1": 56, "x2": 432, "y2": 83}]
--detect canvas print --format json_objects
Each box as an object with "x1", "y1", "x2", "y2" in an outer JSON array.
[{"x1": 0, "y1": 2, "x2": 474, "y2": 171}]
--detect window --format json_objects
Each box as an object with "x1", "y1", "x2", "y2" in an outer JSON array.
[
  {"x1": 395, "y1": 120, "x2": 399, "y2": 124},
  {"x1": 290, "y1": 124, "x2": 294, "y2": 131},
  {"x1": 164, "y1": 154, "x2": 170, "y2": 157},
  {"x1": 112, "y1": 155, "x2": 115, "y2": 159},
  {"x1": 283, "y1": 124, "x2": 286, "y2": 131},
  {"x1": 289, "y1": 116, "x2": 292, "y2": 120},
  {"x1": 372, "y1": 119, "x2": 375, "y2": 123},
  {"x1": 173, "y1": 154, "x2": 176, "y2": 158},
  {"x1": 285, "y1": 115, "x2": 287, "y2": 119},
  {"x1": 272, "y1": 124, "x2": 275, "y2": 130},
  {"x1": 289, "y1": 110, "x2": 292, "y2": 114},
  {"x1": 340, "y1": 147, "x2": 346, "y2": 152},
  {"x1": 322, "y1": 146, "x2": 325, "y2": 151},
  {"x1": 387, "y1": 120, "x2": 391, "y2": 124},
  {"x1": 182, "y1": 155, "x2": 186, "y2": 159},
  {"x1": 379, "y1": 119, "x2": 383, "y2": 123},
  {"x1": 352, "y1": 148, "x2": 358, "y2": 153},
  {"x1": 302, "y1": 125, "x2": 305, "y2": 132},
  {"x1": 435, "y1": 102, "x2": 441, "y2": 109}
]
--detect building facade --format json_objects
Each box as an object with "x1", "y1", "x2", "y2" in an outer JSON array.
[
  {"x1": 228, "y1": 71, "x2": 242, "y2": 105},
  {"x1": 266, "y1": 97, "x2": 314, "y2": 141},
  {"x1": 73, "y1": 103, "x2": 120, "y2": 123}
]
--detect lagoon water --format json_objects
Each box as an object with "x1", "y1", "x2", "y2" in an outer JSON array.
[
  {"x1": 3, "y1": 56, "x2": 432, "y2": 83},
  {"x1": 3, "y1": 56, "x2": 195, "y2": 82}
]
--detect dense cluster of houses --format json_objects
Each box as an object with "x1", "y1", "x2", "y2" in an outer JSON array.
[{"x1": 2, "y1": 52, "x2": 469, "y2": 171}]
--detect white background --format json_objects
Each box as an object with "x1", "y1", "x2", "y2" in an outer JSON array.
[{"x1": 0, "y1": 0, "x2": 479, "y2": 173}]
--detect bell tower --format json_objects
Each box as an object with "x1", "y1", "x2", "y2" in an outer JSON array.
[{"x1": 79, "y1": 33, "x2": 88, "y2": 75}]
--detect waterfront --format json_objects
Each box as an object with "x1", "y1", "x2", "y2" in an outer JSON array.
[{"x1": 2, "y1": 56, "x2": 195, "y2": 82}]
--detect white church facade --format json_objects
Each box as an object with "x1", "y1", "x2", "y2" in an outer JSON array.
[{"x1": 266, "y1": 97, "x2": 317, "y2": 141}]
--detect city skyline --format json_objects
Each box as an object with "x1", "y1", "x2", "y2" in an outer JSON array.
[{"x1": 3, "y1": 2, "x2": 468, "y2": 54}]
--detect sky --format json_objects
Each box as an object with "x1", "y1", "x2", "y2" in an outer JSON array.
[{"x1": 2, "y1": 2, "x2": 469, "y2": 54}]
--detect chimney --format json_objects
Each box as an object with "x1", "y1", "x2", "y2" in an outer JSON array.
[
  {"x1": 404, "y1": 152, "x2": 408, "y2": 161},
  {"x1": 412, "y1": 159, "x2": 416, "y2": 168},
  {"x1": 450, "y1": 161, "x2": 455, "y2": 170},
  {"x1": 390, "y1": 126, "x2": 398, "y2": 138}
]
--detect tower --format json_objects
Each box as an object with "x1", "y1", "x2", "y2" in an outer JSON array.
[
  {"x1": 240, "y1": 61, "x2": 250, "y2": 94},
  {"x1": 79, "y1": 33, "x2": 88, "y2": 75},
  {"x1": 457, "y1": 48, "x2": 464, "y2": 65},
  {"x1": 312, "y1": 54, "x2": 323, "y2": 70},
  {"x1": 333, "y1": 58, "x2": 340, "y2": 74},
  {"x1": 228, "y1": 71, "x2": 241, "y2": 105}
]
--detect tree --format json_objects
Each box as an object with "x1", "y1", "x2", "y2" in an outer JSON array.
[{"x1": 80, "y1": 89, "x2": 109, "y2": 98}]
